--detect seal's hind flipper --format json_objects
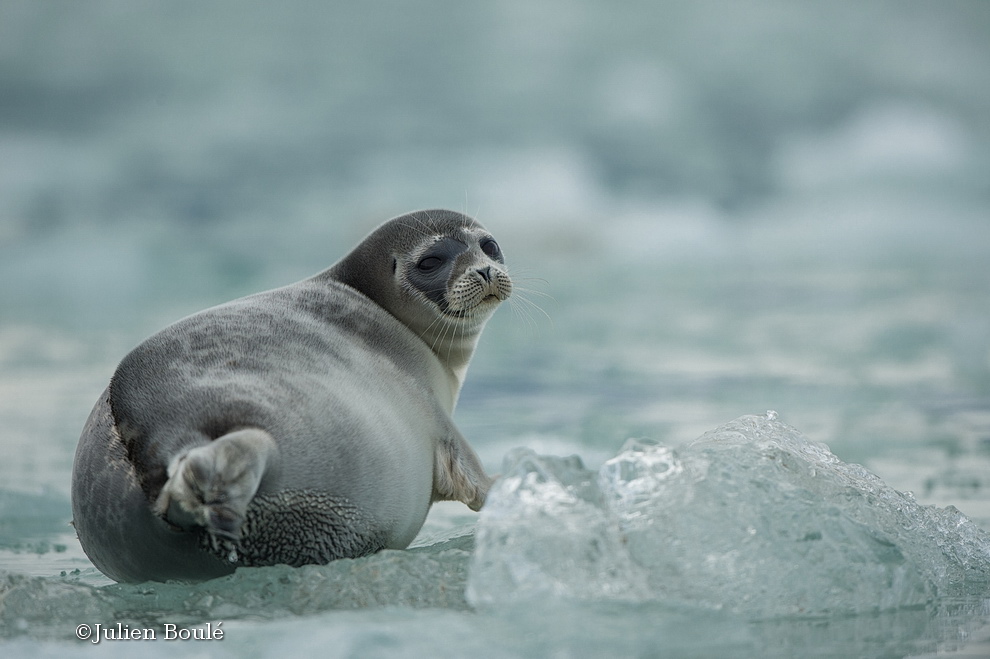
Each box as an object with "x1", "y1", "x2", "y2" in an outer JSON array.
[
  {"x1": 154, "y1": 428, "x2": 279, "y2": 549},
  {"x1": 432, "y1": 430, "x2": 493, "y2": 511}
]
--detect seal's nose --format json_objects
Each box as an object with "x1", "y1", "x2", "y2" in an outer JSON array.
[{"x1": 477, "y1": 266, "x2": 492, "y2": 282}]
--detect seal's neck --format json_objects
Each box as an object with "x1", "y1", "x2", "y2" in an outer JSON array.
[
  {"x1": 417, "y1": 320, "x2": 485, "y2": 408},
  {"x1": 322, "y1": 255, "x2": 489, "y2": 410}
]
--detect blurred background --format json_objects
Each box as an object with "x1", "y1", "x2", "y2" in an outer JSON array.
[{"x1": 1, "y1": 0, "x2": 989, "y2": 518}]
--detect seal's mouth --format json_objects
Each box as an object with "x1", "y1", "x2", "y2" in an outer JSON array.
[
  {"x1": 441, "y1": 293, "x2": 504, "y2": 318},
  {"x1": 473, "y1": 292, "x2": 509, "y2": 309},
  {"x1": 440, "y1": 268, "x2": 511, "y2": 319}
]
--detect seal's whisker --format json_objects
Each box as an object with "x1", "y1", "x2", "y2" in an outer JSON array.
[
  {"x1": 449, "y1": 317, "x2": 462, "y2": 364},
  {"x1": 511, "y1": 274, "x2": 551, "y2": 287},
  {"x1": 508, "y1": 294, "x2": 553, "y2": 331},
  {"x1": 511, "y1": 284, "x2": 555, "y2": 303},
  {"x1": 510, "y1": 285, "x2": 555, "y2": 320},
  {"x1": 400, "y1": 222, "x2": 436, "y2": 240},
  {"x1": 420, "y1": 211, "x2": 445, "y2": 236}
]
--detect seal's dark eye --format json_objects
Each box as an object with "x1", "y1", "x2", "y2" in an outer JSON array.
[
  {"x1": 418, "y1": 256, "x2": 442, "y2": 272},
  {"x1": 481, "y1": 239, "x2": 500, "y2": 259}
]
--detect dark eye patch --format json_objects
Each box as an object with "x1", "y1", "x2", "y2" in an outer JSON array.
[{"x1": 406, "y1": 237, "x2": 467, "y2": 306}]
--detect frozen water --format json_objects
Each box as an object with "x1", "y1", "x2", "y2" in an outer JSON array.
[
  {"x1": 466, "y1": 450, "x2": 641, "y2": 602},
  {"x1": 1, "y1": 538, "x2": 473, "y2": 641},
  {"x1": 468, "y1": 414, "x2": 990, "y2": 617},
  {"x1": 2, "y1": 418, "x2": 989, "y2": 656}
]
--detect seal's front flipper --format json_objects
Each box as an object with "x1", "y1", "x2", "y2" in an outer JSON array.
[
  {"x1": 154, "y1": 428, "x2": 279, "y2": 546},
  {"x1": 433, "y1": 430, "x2": 493, "y2": 512}
]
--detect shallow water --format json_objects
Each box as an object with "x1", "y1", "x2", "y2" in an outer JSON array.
[{"x1": 3, "y1": 1, "x2": 990, "y2": 657}]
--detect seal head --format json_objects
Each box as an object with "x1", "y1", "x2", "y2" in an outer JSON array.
[{"x1": 329, "y1": 209, "x2": 512, "y2": 389}]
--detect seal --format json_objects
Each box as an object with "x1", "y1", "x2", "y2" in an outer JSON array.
[{"x1": 70, "y1": 209, "x2": 512, "y2": 582}]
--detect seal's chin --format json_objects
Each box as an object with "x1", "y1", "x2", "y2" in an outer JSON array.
[
  {"x1": 441, "y1": 294, "x2": 505, "y2": 320},
  {"x1": 441, "y1": 303, "x2": 492, "y2": 320}
]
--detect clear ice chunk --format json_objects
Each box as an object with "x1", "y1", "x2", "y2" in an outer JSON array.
[
  {"x1": 466, "y1": 448, "x2": 644, "y2": 604},
  {"x1": 467, "y1": 415, "x2": 990, "y2": 617}
]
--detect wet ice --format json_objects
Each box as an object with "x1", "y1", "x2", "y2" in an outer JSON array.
[{"x1": 468, "y1": 414, "x2": 990, "y2": 617}]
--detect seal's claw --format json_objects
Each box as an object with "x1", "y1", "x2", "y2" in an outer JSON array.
[
  {"x1": 432, "y1": 429, "x2": 493, "y2": 512},
  {"x1": 154, "y1": 428, "x2": 278, "y2": 544}
]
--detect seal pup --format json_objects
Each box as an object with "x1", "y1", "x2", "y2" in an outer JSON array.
[{"x1": 70, "y1": 209, "x2": 512, "y2": 582}]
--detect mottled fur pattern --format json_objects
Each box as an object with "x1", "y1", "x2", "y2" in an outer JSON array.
[{"x1": 200, "y1": 490, "x2": 387, "y2": 567}]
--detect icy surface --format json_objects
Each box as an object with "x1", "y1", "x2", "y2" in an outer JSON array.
[
  {"x1": 1, "y1": 538, "x2": 472, "y2": 640},
  {"x1": 467, "y1": 414, "x2": 990, "y2": 616},
  {"x1": 3, "y1": 418, "x2": 990, "y2": 657}
]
